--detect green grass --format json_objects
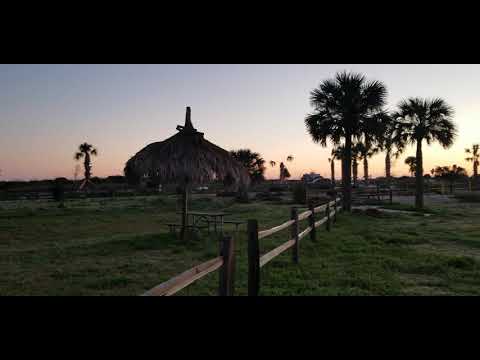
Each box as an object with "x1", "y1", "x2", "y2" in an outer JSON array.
[{"x1": 1, "y1": 194, "x2": 480, "y2": 295}]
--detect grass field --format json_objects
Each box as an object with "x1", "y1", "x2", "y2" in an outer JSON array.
[{"x1": 1, "y1": 193, "x2": 480, "y2": 295}]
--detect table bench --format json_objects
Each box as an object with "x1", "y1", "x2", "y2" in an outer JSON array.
[
  {"x1": 165, "y1": 223, "x2": 208, "y2": 234},
  {"x1": 222, "y1": 220, "x2": 245, "y2": 231}
]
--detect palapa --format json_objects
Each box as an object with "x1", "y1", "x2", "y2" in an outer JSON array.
[{"x1": 125, "y1": 106, "x2": 250, "y2": 239}]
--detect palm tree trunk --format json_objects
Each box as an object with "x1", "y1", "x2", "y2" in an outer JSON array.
[
  {"x1": 84, "y1": 152, "x2": 91, "y2": 181},
  {"x1": 352, "y1": 158, "x2": 358, "y2": 187},
  {"x1": 415, "y1": 139, "x2": 424, "y2": 209},
  {"x1": 330, "y1": 160, "x2": 335, "y2": 188},
  {"x1": 385, "y1": 151, "x2": 391, "y2": 179},
  {"x1": 474, "y1": 161, "x2": 478, "y2": 177},
  {"x1": 344, "y1": 134, "x2": 352, "y2": 211},
  {"x1": 363, "y1": 157, "x2": 369, "y2": 183}
]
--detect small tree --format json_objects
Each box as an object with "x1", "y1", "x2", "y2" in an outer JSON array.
[
  {"x1": 75, "y1": 143, "x2": 98, "y2": 190},
  {"x1": 230, "y1": 149, "x2": 266, "y2": 184},
  {"x1": 405, "y1": 156, "x2": 417, "y2": 177},
  {"x1": 52, "y1": 179, "x2": 65, "y2": 208},
  {"x1": 465, "y1": 144, "x2": 479, "y2": 178}
]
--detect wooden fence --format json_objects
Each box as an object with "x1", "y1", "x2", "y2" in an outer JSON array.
[
  {"x1": 141, "y1": 197, "x2": 342, "y2": 296},
  {"x1": 247, "y1": 197, "x2": 341, "y2": 296},
  {"x1": 142, "y1": 235, "x2": 236, "y2": 296}
]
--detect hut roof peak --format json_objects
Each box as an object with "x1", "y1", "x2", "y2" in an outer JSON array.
[{"x1": 176, "y1": 106, "x2": 203, "y2": 135}]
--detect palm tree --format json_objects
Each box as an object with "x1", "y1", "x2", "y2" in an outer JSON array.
[
  {"x1": 404, "y1": 156, "x2": 417, "y2": 177},
  {"x1": 75, "y1": 142, "x2": 98, "y2": 190},
  {"x1": 394, "y1": 98, "x2": 457, "y2": 209},
  {"x1": 356, "y1": 141, "x2": 380, "y2": 183},
  {"x1": 305, "y1": 72, "x2": 387, "y2": 211},
  {"x1": 433, "y1": 164, "x2": 468, "y2": 193},
  {"x1": 465, "y1": 144, "x2": 479, "y2": 178},
  {"x1": 328, "y1": 157, "x2": 335, "y2": 187},
  {"x1": 230, "y1": 149, "x2": 266, "y2": 184},
  {"x1": 331, "y1": 145, "x2": 345, "y2": 188},
  {"x1": 269, "y1": 155, "x2": 294, "y2": 181},
  {"x1": 351, "y1": 143, "x2": 361, "y2": 187},
  {"x1": 378, "y1": 115, "x2": 405, "y2": 182}
]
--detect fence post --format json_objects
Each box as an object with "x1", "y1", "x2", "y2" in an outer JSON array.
[
  {"x1": 247, "y1": 219, "x2": 260, "y2": 296},
  {"x1": 219, "y1": 235, "x2": 235, "y2": 296},
  {"x1": 333, "y1": 197, "x2": 337, "y2": 223},
  {"x1": 389, "y1": 186, "x2": 393, "y2": 204},
  {"x1": 291, "y1": 207, "x2": 299, "y2": 264},
  {"x1": 326, "y1": 202, "x2": 331, "y2": 232},
  {"x1": 308, "y1": 202, "x2": 316, "y2": 242}
]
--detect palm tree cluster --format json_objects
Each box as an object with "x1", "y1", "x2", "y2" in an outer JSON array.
[
  {"x1": 432, "y1": 164, "x2": 468, "y2": 193},
  {"x1": 306, "y1": 71, "x2": 457, "y2": 211}
]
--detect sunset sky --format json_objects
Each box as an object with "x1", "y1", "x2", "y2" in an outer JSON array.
[{"x1": 0, "y1": 64, "x2": 479, "y2": 181}]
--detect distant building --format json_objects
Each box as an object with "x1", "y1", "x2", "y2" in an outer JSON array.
[{"x1": 301, "y1": 172, "x2": 328, "y2": 184}]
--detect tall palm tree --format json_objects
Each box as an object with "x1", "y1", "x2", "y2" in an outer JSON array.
[
  {"x1": 465, "y1": 144, "x2": 479, "y2": 178},
  {"x1": 394, "y1": 98, "x2": 457, "y2": 209},
  {"x1": 351, "y1": 143, "x2": 361, "y2": 187},
  {"x1": 378, "y1": 115, "x2": 405, "y2": 181},
  {"x1": 356, "y1": 141, "x2": 380, "y2": 183},
  {"x1": 75, "y1": 142, "x2": 98, "y2": 190},
  {"x1": 305, "y1": 72, "x2": 387, "y2": 211},
  {"x1": 328, "y1": 154, "x2": 335, "y2": 187},
  {"x1": 404, "y1": 156, "x2": 416, "y2": 177},
  {"x1": 331, "y1": 145, "x2": 345, "y2": 188}
]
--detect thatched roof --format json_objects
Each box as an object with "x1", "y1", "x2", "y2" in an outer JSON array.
[{"x1": 125, "y1": 107, "x2": 250, "y2": 187}]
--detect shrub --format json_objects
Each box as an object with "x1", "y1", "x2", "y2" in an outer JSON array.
[
  {"x1": 292, "y1": 183, "x2": 307, "y2": 204},
  {"x1": 52, "y1": 181, "x2": 65, "y2": 207}
]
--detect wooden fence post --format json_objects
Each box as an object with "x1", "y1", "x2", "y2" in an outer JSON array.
[
  {"x1": 219, "y1": 235, "x2": 235, "y2": 296},
  {"x1": 326, "y1": 202, "x2": 331, "y2": 232},
  {"x1": 247, "y1": 219, "x2": 260, "y2": 296},
  {"x1": 333, "y1": 197, "x2": 337, "y2": 223},
  {"x1": 291, "y1": 207, "x2": 299, "y2": 264},
  {"x1": 308, "y1": 202, "x2": 316, "y2": 242}
]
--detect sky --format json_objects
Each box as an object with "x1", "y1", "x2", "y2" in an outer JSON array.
[{"x1": 0, "y1": 64, "x2": 479, "y2": 181}]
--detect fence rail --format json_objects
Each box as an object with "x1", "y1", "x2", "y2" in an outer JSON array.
[
  {"x1": 248, "y1": 197, "x2": 341, "y2": 296},
  {"x1": 142, "y1": 235, "x2": 235, "y2": 296}
]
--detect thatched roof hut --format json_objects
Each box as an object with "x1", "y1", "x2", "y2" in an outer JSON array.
[
  {"x1": 125, "y1": 107, "x2": 250, "y2": 188},
  {"x1": 125, "y1": 107, "x2": 250, "y2": 240}
]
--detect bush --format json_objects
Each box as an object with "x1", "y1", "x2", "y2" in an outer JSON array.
[
  {"x1": 454, "y1": 192, "x2": 480, "y2": 203},
  {"x1": 292, "y1": 183, "x2": 307, "y2": 204},
  {"x1": 52, "y1": 181, "x2": 65, "y2": 207}
]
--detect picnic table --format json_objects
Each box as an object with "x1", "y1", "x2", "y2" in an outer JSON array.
[
  {"x1": 187, "y1": 211, "x2": 228, "y2": 234},
  {"x1": 167, "y1": 211, "x2": 244, "y2": 235}
]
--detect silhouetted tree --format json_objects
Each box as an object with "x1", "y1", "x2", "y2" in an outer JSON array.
[
  {"x1": 75, "y1": 142, "x2": 98, "y2": 190},
  {"x1": 465, "y1": 144, "x2": 479, "y2": 177},
  {"x1": 405, "y1": 156, "x2": 417, "y2": 177},
  {"x1": 331, "y1": 146, "x2": 344, "y2": 186},
  {"x1": 378, "y1": 114, "x2": 405, "y2": 181},
  {"x1": 394, "y1": 98, "x2": 456, "y2": 209},
  {"x1": 351, "y1": 143, "x2": 361, "y2": 187},
  {"x1": 305, "y1": 72, "x2": 387, "y2": 211},
  {"x1": 433, "y1": 165, "x2": 467, "y2": 193},
  {"x1": 230, "y1": 149, "x2": 266, "y2": 184},
  {"x1": 269, "y1": 155, "x2": 294, "y2": 181}
]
